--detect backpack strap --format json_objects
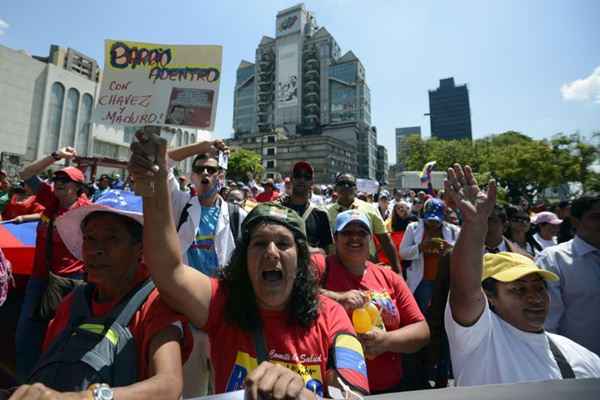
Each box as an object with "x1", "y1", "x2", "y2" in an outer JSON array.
[
  {"x1": 176, "y1": 202, "x2": 193, "y2": 232},
  {"x1": 547, "y1": 335, "x2": 575, "y2": 379},
  {"x1": 227, "y1": 202, "x2": 240, "y2": 242},
  {"x1": 66, "y1": 284, "x2": 94, "y2": 328},
  {"x1": 114, "y1": 280, "x2": 156, "y2": 326}
]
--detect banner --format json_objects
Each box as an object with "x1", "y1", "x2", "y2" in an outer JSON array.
[
  {"x1": 93, "y1": 39, "x2": 222, "y2": 130},
  {"x1": 276, "y1": 42, "x2": 298, "y2": 108},
  {"x1": 356, "y1": 179, "x2": 379, "y2": 194}
]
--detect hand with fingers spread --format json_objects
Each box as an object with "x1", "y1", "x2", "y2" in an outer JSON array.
[
  {"x1": 55, "y1": 147, "x2": 78, "y2": 161},
  {"x1": 244, "y1": 361, "x2": 314, "y2": 400},
  {"x1": 444, "y1": 164, "x2": 497, "y2": 223}
]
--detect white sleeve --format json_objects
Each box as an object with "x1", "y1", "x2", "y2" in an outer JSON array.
[
  {"x1": 445, "y1": 297, "x2": 492, "y2": 356},
  {"x1": 399, "y1": 223, "x2": 420, "y2": 260},
  {"x1": 168, "y1": 167, "x2": 191, "y2": 224}
]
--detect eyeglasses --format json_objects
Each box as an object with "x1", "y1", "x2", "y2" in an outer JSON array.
[
  {"x1": 293, "y1": 172, "x2": 313, "y2": 180},
  {"x1": 192, "y1": 165, "x2": 219, "y2": 175}
]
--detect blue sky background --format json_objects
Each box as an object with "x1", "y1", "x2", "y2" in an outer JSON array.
[{"x1": 1, "y1": 0, "x2": 599, "y2": 164}]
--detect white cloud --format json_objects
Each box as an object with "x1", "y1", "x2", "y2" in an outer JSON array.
[
  {"x1": 0, "y1": 18, "x2": 8, "y2": 35},
  {"x1": 560, "y1": 66, "x2": 600, "y2": 104}
]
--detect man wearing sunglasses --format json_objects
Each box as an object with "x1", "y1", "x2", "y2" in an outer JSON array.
[
  {"x1": 279, "y1": 161, "x2": 333, "y2": 253},
  {"x1": 16, "y1": 146, "x2": 92, "y2": 381},
  {"x1": 328, "y1": 173, "x2": 401, "y2": 274}
]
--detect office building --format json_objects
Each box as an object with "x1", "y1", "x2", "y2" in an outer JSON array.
[
  {"x1": 233, "y1": 3, "x2": 377, "y2": 179},
  {"x1": 428, "y1": 77, "x2": 472, "y2": 140},
  {"x1": 395, "y1": 126, "x2": 421, "y2": 171}
]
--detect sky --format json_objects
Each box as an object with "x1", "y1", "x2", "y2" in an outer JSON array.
[{"x1": 1, "y1": 0, "x2": 599, "y2": 164}]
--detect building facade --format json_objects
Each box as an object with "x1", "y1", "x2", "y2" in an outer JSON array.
[
  {"x1": 232, "y1": 3, "x2": 377, "y2": 179},
  {"x1": 226, "y1": 131, "x2": 357, "y2": 184},
  {"x1": 376, "y1": 144, "x2": 388, "y2": 184},
  {"x1": 395, "y1": 126, "x2": 421, "y2": 171},
  {"x1": 428, "y1": 77, "x2": 472, "y2": 140},
  {"x1": 0, "y1": 44, "x2": 201, "y2": 177}
]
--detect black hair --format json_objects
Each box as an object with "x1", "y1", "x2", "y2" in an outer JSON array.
[
  {"x1": 192, "y1": 153, "x2": 219, "y2": 168},
  {"x1": 482, "y1": 277, "x2": 498, "y2": 297},
  {"x1": 81, "y1": 211, "x2": 143, "y2": 244},
  {"x1": 221, "y1": 221, "x2": 319, "y2": 332},
  {"x1": 490, "y1": 204, "x2": 508, "y2": 223},
  {"x1": 571, "y1": 193, "x2": 600, "y2": 220}
]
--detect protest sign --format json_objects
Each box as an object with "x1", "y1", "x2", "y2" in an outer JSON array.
[
  {"x1": 356, "y1": 179, "x2": 380, "y2": 194},
  {"x1": 93, "y1": 39, "x2": 222, "y2": 130}
]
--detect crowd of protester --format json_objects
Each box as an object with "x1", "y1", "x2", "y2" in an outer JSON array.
[{"x1": 0, "y1": 132, "x2": 599, "y2": 399}]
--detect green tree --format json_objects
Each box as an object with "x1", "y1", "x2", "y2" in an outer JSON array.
[{"x1": 226, "y1": 148, "x2": 264, "y2": 182}]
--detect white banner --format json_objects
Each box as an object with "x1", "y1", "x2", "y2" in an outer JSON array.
[
  {"x1": 93, "y1": 39, "x2": 222, "y2": 130},
  {"x1": 276, "y1": 43, "x2": 298, "y2": 108}
]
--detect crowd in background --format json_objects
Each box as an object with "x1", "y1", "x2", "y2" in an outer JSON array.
[{"x1": 0, "y1": 138, "x2": 599, "y2": 400}]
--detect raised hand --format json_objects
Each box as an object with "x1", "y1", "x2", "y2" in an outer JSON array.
[
  {"x1": 128, "y1": 126, "x2": 168, "y2": 197},
  {"x1": 55, "y1": 147, "x2": 77, "y2": 160},
  {"x1": 444, "y1": 164, "x2": 496, "y2": 223}
]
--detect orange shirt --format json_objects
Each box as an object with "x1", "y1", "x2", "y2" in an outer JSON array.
[{"x1": 423, "y1": 254, "x2": 440, "y2": 281}]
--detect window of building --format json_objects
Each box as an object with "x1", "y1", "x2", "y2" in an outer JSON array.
[
  {"x1": 76, "y1": 93, "x2": 93, "y2": 155},
  {"x1": 266, "y1": 160, "x2": 275, "y2": 169},
  {"x1": 267, "y1": 135, "x2": 276, "y2": 143},
  {"x1": 61, "y1": 88, "x2": 79, "y2": 148},
  {"x1": 93, "y1": 139, "x2": 119, "y2": 158},
  {"x1": 265, "y1": 147, "x2": 275, "y2": 156},
  {"x1": 44, "y1": 82, "x2": 65, "y2": 154},
  {"x1": 330, "y1": 81, "x2": 356, "y2": 123}
]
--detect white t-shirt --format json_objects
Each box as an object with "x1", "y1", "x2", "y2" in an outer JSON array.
[
  {"x1": 445, "y1": 299, "x2": 600, "y2": 386},
  {"x1": 534, "y1": 232, "x2": 557, "y2": 250}
]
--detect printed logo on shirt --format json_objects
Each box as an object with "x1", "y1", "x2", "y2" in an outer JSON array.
[
  {"x1": 370, "y1": 290, "x2": 399, "y2": 328},
  {"x1": 190, "y1": 233, "x2": 215, "y2": 250},
  {"x1": 225, "y1": 351, "x2": 324, "y2": 396}
]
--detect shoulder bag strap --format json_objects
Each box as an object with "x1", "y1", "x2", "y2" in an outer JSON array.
[
  {"x1": 547, "y1": 335, "x2": 575, "y2": 379},
  {"x1": 301, "y1": 203, "x2": 315, "y2": 222},
  {"x1": 114, "y1": 280, "x2": 156, "y2": 326},
  {"x1": 176, "y1": 202, "x2": 193, "y2": 232}
]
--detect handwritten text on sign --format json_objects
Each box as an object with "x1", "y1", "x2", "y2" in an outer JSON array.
[{"x1": 92, "y1": 39, "x2": 222, "y2": 130}]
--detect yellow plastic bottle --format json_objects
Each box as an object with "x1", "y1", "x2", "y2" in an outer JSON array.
[
  {"x1": 365, "y1": 302, "x2": 380, "y2": 324},
  {"x1": 352, "y1": 308, "x2": 372, "y2": 334}
]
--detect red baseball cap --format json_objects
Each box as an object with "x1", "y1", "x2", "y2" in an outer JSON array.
[
  {"x1": 292, "y1": 161, "x2": 314, "y2": 175},
  {"x1": 54, "y1": 167, "x2": 85, "y2": 183}
]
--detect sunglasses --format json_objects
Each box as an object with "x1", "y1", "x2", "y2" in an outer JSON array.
[
  {"x1": 192, "y1": 165, "x2": 219, "y2": 175},
  {"x1": 511, "y1": 217, "x2": 530, "y2": 224},
  {"x1": 52, "y1": 177, "x2": 73, "y2": 185},
  {"x1": 336, "y1": 181, "x2": 356, "y2": 188},
  {"x1": 293, "y1": 172, "x2": 313, "y2": 180}
]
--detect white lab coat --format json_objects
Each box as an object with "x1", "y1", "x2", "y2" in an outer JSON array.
[{"x1": 399, "y1": 220, "x2": 460, "y2": 292}]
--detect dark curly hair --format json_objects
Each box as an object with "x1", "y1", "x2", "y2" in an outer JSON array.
[{"x1": 220, "y1": 221, "x2": 319, "y2": 332}]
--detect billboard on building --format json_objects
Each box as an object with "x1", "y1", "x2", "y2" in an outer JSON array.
[
  {"x1": 276, "y1": 42, "x2": 298, "y2": 108},
  {"x1": 276, "y1": 9, "x2": 305, "y2": 37}
]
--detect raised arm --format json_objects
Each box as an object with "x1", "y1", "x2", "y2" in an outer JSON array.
[
  {"x1": 19, "y1": 147, "x2": 77, "y2": 184},
  {"x1": 129, "y1": 131, "x2": 211, "y2": 328},
  {"x1": 445, "y1": 164, "x2": 496, "y2": 326},
  {"x1": 167, "y1": 138, "x2": 227, "y2": 162}
]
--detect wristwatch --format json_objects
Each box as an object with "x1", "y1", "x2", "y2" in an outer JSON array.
[
  {"x1": 51, "y1": 151, "x2": 61, "y2": 161},
  {"x1": 88, "y1": 383, "x2": 114, "y2": 400}
]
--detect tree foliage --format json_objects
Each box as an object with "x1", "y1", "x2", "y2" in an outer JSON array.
[
  {"x1": 226, "y1": 148, "x2": 264, "y2": 182},
  {"x1": 401, "y1": 131, "x2": 600, "y2": 201}
]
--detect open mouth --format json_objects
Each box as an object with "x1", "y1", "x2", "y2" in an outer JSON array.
[
  {"x1": 201, "y1": 178, "x2": 210, "y2": 185},
  {"x1": 348, "y1": 242, "x2": 363, "y2": 248},
  {"x1": 262, "y1": 269, "x2": 283, "y2": 282}
]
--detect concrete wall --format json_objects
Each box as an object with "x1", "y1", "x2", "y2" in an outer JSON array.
[{"x1": 0, "y1": 46, "x2": 47, "y2": 160}]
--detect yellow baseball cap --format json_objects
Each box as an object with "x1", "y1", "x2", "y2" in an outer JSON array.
[{"x1": 482, "y1": 252, "x2": 559, "y2": 282}]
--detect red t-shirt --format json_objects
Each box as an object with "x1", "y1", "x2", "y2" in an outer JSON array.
[
  {"x1": 31, "y1": 181, "x2": 91, "y2": 278},
  {"x1": 314, "y1": 255, "x2": 424, "y2": 392},
  {"x1": 255, "y1": 190, "x2": 280, "y2": 203},
  {"x1": 203, "y1": 278, "x2": 367, "y2": 396},
  {"x1": 1, "y1": 195, "x2": 45, "y2": 220},
  {"x1": 43, "y1": 267, "x2": 192, "y2": 381}
]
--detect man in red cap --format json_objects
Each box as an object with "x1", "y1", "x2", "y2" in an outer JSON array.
[
  {"x1": 16, "y1": 146, "x2": 91, "y2": 381},
  {"x1": 279, "y1": 161, "x2": 333, "y2": 253}
]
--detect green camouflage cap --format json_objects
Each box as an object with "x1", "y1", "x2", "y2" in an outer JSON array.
[{"x1": 242, "y1": 202, "x2": 307, "y2": 240}]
